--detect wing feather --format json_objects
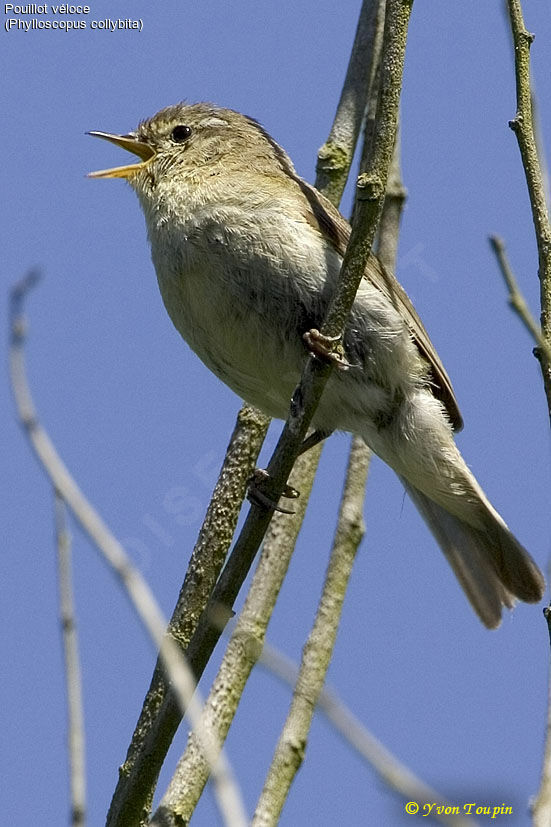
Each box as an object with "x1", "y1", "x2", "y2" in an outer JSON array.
[{"x1": 297, "y1": 177, "x2": 463, "y2": 432}]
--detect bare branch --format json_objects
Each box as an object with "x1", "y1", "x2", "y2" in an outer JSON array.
[
  {"x1": 489, "y1": 236, "x2": 551, "y2": 364},
  {"x1": 181, "y1": 0, "x2": 413, "y2": 717},
  {"x1": 252, "y1": 79, "x2": 411, "y2": 826},
  {"x1": 316, "y1": 0, "x2": 386, "y2": 203},
  {"x1": 252, "y1": 436, "x2": 370, "y2": 825},
  {"x1": 107, "y1": 404, "x2": 268, "y2": 827},
  {"x1": 151, "y1": 445, "x2": 323, "y2": 824},
  {"x1": 502, "y1": 3, "x2": 551, "y2": 817},
  {"x1": 55, "y1": 492, "x2": 87, "y2": 827},
  {"x1": 505, "y1": 0, "x2": 551, "y2": 419},
  {"x1": 9, "y1": 274, "x2": 247, "y2": 827}
]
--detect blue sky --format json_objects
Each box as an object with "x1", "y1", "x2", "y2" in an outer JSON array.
[{"x1": 3, "y1": 2, "x2": 551, "y2": 825}]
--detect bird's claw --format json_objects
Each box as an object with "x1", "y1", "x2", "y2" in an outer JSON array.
[
  {"x1": 303, "y1": 328, "x2": 355, "y2": 370},
  {"x1": 247, "y1": 468, "x2": 300, "y2": 514}
]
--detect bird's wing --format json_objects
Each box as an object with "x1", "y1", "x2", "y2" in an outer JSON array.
[{"x1": 297, "y1": 178, "x2": 463, "y2": 432}]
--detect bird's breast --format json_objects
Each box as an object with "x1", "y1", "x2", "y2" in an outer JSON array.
[{"x1": 147, "y1": 205, "x2": 333, "y2": 418}]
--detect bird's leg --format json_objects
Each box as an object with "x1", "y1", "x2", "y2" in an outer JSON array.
[
  {"x1": 297, "y1": 427, "x2": 333, "y2": 456},
  {"x1": 303, "y1": 328, "x2": 354, "y2": 370},
  {"x1": 247, "y1": 469, "x2": 299, "y2": 514},
  {"x1": 246, "y1": 429, "x2": 333, "y2": 513}
]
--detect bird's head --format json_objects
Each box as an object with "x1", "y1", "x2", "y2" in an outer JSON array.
[{"x1": 88, "y1": 102, "x2": 296, "y2": 201}]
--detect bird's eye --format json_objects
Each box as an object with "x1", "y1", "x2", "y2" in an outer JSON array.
[{"x1": 171, "y1": 125, "x2": 192, "y2": 143}]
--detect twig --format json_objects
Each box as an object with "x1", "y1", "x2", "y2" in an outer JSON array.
[
  {"x1": 377, "y1": 122, "x2": 407, "y2": 271},
  {"x1": 181, "y1": 0, "x2": 413, "y2": 730},
  {"x1": 55, "y1": 492, "x2": 87, "y2": 827},
  {"x1": 154, "y1": 4, "x2": 412, "y2": 819},
  {"x1": 489, "y1": 236, "x2": 551, "y2": 364},
  {"x1": 503, "y1": 2, "x2": 551, "y2": 819},
  {"x1": 257, "y1": 642, "x2": 478, "y2": 827},
  {"x1": 505, "y1": 0, "x2": 551, "y2": 420},
  {"x1": 9, "y1": 274, "x2": 247, "y2": 827},
  {"x1": 150, "y1": 444, "x2": 323, "y2": 825},
  {"x1": 251, "y1": 98, "x2": 410, "y2": 822},
  {"x1": 106, "y1": 405, "x2": 268, "y2": 827},
  {"x1": 252, "y1": 436, "x2": 370, "y2": 825},
  {"x1": 316, "y1": 0, "x2": 385, "y2": 204},
  {"x1": 146, "y1": 4, "x2": 389, "y2": 818}
]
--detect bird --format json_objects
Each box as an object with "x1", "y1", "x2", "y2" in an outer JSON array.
[{"x1": 88, "y1": 102, "x2": 544, "y2": 628}]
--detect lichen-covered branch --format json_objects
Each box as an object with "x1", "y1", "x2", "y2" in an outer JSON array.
[
  {"x1": 162, "y1": 0, "x2": 411, "y2": 759},
  {"x1": 252, "y1": 84, "x2": 410, "y2": 826},
  {"x1": 505, "y1": 0, "x2": 551, "y2": 419},
  {"x1": 252, "y1": 436, "x2": 370, "y2": 826},
  {"x1": 106, "y1": 405, "x2": 268, "y2": 827},
  {"x1": 316, "y1": 0, "x2": 385, "y2": 203},
  {"x1": 150, "y1": 445, "x2": 323, "y2": 826}
]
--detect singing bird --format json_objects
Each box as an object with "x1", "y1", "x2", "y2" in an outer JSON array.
[{"x1": 89, "y1": 102, "x2": 544, "y2": 628}]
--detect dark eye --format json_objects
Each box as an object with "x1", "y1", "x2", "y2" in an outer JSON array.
[{"x1": 171, "y1": 125, "x2": 192, "y2": 143}]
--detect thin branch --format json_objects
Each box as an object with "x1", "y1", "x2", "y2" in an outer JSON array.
[
  {"x1": 150, "y1": 5, "x2": 413, "y2": 820},
  {"x1": 505, "y1": 0, "x2": 551, "y2": 419},
  {"x1": 107, "y1": 405, "x2": 268, "y2": 827},
  {"x1": 181, "y1": 0, "x2": 413, "y2": 730},
  {"x1": 489, "y1": 236, "x2": 551, "y2": 364},
  {"x1": 316, "y1": 0, "x2": 385, "y2": 204},
  {"x1": 55, "y1": 492, "x2": 87, "y2": 827},
  {"x1": 503, "y1": 3, "x2": 551, "y2": 818},
  {"x1": 376, "y1": 122, "x2": 407, "y2": 271},
  {"x1": 151, "y1": 444, "x2": 323, "y2": 825},
  {"x1": 257, "y1": 642, "x2": 478, "y2": 827},
  {"x1": 323, "y1": 0, "x2": 413, "y2": 339},
  {"x1": 9, "y1": 274, "x2": 247, "y2": 827},
  {"x1": 147, "y1": 4, "x2": 389, "y2": 818},
  {"x1": 531, "y1": 87, "x2": 550, "y2": 214},
  {"x1": 251, "y1": 112, "x2": 410, "y2": 822},
  {"x1": 252, "y1": 436, "x2": 370, "y2": 826}
]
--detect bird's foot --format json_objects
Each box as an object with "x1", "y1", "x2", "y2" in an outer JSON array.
[
  {"x1": 303, "y1": 328, "x2": 354, "y2": 370},
  {"x1": 247, "y1": 468, "x2": 300, "y2": 514}
]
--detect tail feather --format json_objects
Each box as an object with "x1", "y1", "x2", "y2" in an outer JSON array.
[
  {"x1": 400, "y1": 477, "x2": 544, "y2": 628},
  {"x1": 360, "y1": 392, "x2": 544, "y2": 627}
]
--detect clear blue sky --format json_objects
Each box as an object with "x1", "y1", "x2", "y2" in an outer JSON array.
[{"x1": 3, "y1": 2, "x2": 551, "y2": 825}]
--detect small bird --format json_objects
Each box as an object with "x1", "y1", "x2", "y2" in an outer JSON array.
[{"x1": 89, "y1": 102, "x2": 544, "y2": 628}]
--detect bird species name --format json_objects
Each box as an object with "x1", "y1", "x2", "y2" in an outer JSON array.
[{"x1": 4, "y1": 3, "x2": 90, "y2": 12}]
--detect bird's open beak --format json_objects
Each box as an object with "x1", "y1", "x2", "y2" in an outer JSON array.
[{"x1": 87, "y1": 131, "x2": 156, "y2": 179}]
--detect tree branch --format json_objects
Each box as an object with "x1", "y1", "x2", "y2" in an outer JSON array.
[
  {"x1": 151, "y1": 444, "x2": 323, "y2": 825},
  {"x1": 489, "y1": 235, "x2": 551, "y2": 364},
  {"x1": 54, "y1": 492, "x2": 87, "y2": 827},
  {"x1": 182, "y1": 0, "x2": 413, "y2": 705},
  {"x1": 252, "y1": 79, "x2": 409, "y2": 826},
  {"x1": 252, "y1": 435, "x2": 370, "y2": 825},
  {"x1": 106, "y1": 405, "x2": 268, "y2": 827},
  {"x1": 505, "y1": 0, "x2": 551, "y2": 420},
  {"x1": 9, "y1": 273, "x2": 247, "y2": 827},
  {"x1": 146, "y1": 6, "x2": 391, "y2": 820},
  {"x1": 316, "y1": 0, "x2": 385, "y2": 203}
]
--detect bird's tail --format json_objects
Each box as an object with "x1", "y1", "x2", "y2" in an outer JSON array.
[
  {"x1": 399, "y1": 476, "x2": 543, "y2": 628},
  {"x1": 362, "y1": 393, "x2": 544, "y2": 627}
]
